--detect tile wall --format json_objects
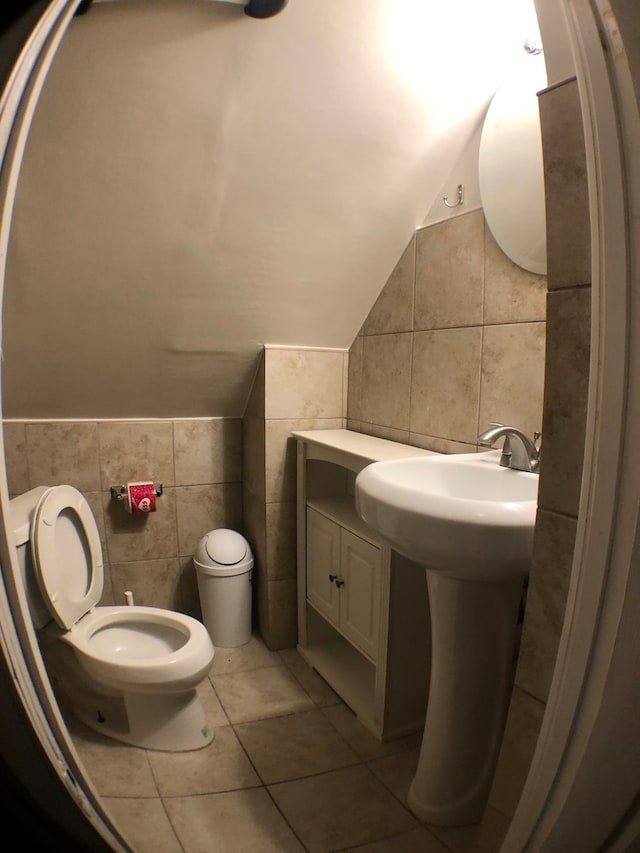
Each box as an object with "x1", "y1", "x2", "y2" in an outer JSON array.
[
  {"x1": 489, "y1": 76, "x2": 591, "y2": 818},
  {"x1": 3, "y1": 418, "x2": 243, "y2": 617},
  {"x1": 347, "y1": 208, "x2": 547, "y2": 450},
  {"x1": 243, "y1": 347, "x2": 348, "y2": 650}
]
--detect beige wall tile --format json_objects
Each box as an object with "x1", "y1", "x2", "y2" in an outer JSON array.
[
  {"x1": 488, "y1": 686, "x2": 545, "y2": 819},
  {"x1": 362, "y1": 237, "x2": 415, "y2": 335},
  {"x1": 516, "y1": 510, "x2": 577, "y2": 702},
  {"x1": 3, "y1": 421, "x2": 29, "y2": 495},
  {"x1": 361, "y1": 333, "x2": 412, "y2": 430},
  {"x1": 98, "y1": 421, "x2": 175, "y2": 489},
  {"x1": 347, "y1": 336, "x2": 364, "y2": 421},
  {"x1": 479, "y1": 322, "x2": 546, "y2": 439},
  {"x1": 408, "y1": 432, "x2": 476, "y2": 455},
  {"x1": 103, "y1": 486, "x2": 178, "y2": 563},
  {"x1": 110, "y1": 557, "x2": 182, "y2": 611},
  {"x1": 539, "y1": 80, "x2": 591, "y2": 289},
  {"x1": 173, "y1": 418, "x2": 242, "y2": 486},
  {"x1": 360, "y1": 423, "x2": 410, "y2": 444},
  {"x1": 85, "y1": 489, "x2": 107, "y2": 553},
  {"x1": 415, "y1": 210, "x2": 484, "y2": 330},
  {"x1": 342, "y1": 352, "x2": 349, "y2": 416},
  {"x1": 410, "y1": 328, "x2": 482, "y2": 443},
  {"x1": 262, "y1": 578, "x2": 299, "y2": 649},
  {"x1": 243, "y1": 489, "x2": 267, "y2": 575},
  {"x1": 243, "y1": 415, "x2": 266, "y2": 503},
  {"x1": 179, "y1": 555, "x2": 201, "y2": 618},
  {"x1": 265, "y1": 349, "x2": 345, "y2": 420},
  {"x1": 245, "y1": 351, "x2": 265, "y2": 418},
  {"x1": 264, "y1": 418, "x2": 344, "y2": 504},
  {"x1": 26, "y1": 422, "x2": 100, "y2": 491},
  {"x1": 266, "y1": 501, "x2": 297, "y2": 581},
  {"x1": 175, "y1": 483, "x2": 243, "y2": 558},
  {"x1": 484, "y1": 229, "x2": 547, "y2": 325},
  {"x1": 538, "y1": 287, "x2": 590, "y2": 518}
]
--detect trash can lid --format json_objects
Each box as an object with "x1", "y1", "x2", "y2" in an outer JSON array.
[{"x1": 200, "y1": 528, "x2": 248, "y2": 566}]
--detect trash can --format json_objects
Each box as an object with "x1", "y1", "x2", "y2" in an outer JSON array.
[{"x1": 194, "y1": 529, "x2": 253, "y2": 648}]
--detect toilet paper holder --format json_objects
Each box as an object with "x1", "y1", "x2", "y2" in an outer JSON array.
[{"x1": 110, "y1": 483, "x2": 163, "y2": 501}]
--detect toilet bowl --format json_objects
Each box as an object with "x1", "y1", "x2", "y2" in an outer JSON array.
[{"x1": 10, "y1": 485, "x2": 215, "y2": 752}]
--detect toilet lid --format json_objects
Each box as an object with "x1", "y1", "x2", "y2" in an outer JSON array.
[{"x1": 31, "y1": 485, "x2": 104, "y2": 630}]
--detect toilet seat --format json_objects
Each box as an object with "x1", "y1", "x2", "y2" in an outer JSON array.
[{"x1": 31, "y1": 485, "x2": 104, "y2": 630}]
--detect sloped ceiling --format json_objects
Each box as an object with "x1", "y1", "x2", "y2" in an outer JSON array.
[{"x1": 3, "y1": 0, "x2": 541, "y2": 418}]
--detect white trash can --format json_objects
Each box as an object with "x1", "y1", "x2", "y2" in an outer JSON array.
[{"x1": 194, "y1": 529, "x2": 253, "y2": 648}]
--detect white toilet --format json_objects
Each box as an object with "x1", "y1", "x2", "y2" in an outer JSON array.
[{"x1": 10, "y1": 485, "x2": 215, "y2": 752}]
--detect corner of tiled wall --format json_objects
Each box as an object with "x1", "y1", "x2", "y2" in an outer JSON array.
[
  {"x1": 488, "y1": 76, "x2": 592, "y2": 821},
  {"x1": 241, "y1": 345, "x2": 348, "y2": 650}
]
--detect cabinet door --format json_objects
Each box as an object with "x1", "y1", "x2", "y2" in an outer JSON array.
[
  {"x1": 340, "y1": 529, "x2": 382, "y2": 661},
  {"x1": 306, "y1": 507, "x2": 340, "y2": 627}
]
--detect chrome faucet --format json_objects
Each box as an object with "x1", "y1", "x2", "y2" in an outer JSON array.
[{"x1": 477, "y1": 423, "x2": 541, "y2": 473}]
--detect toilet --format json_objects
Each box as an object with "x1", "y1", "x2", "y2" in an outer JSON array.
[{"x1": 10, "y1": 485, "x2": 215, "y2": 752}]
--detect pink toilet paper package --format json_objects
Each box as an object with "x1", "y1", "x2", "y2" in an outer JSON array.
[{"x1": 126, "y1": 482, "x2": 156, "y2": 513}]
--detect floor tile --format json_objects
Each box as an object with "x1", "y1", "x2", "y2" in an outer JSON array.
[
  {"x1": 269, "y1": 765, "x2": 417, "y2": 853},
  {"x1": 164, "y1": 787, "x2": 305, "y2": 852},
  {"x1": 69, "y1": 722, "x2": 157, "y2": 798},
  {"x1": 211, "y1": 664, "x2": 314, "y2": 723},
  {"x1": 278, "y1": 648, "x2": 343, "y2": 706},
  {"x1": 343, "y1": 826, "x2": 450, "y2": 852},
  {"x1": 368, "y1": 746, "x2": 420, "y2": 806},
  {"x1": 147, "y1": 725, "x2": 261, "y2": 796},
  {"x1": 197, "y1": 677, "x2": 230, "y2": 727},
  {"x1": 208, "y1": 634, "x2": 281, "y2": 675},
  {"x1": 322, "y1": 704, "x2": 422, "y2": 761},
  {"x1": 427, "y1": 804, "x2": 511, "y2": 853},
  {"x1": 234, "y1": 708, "x2": 360, "y2": 784},
  {"x1": 103, "y1": 797, "x2": 182, "y2": 853}
]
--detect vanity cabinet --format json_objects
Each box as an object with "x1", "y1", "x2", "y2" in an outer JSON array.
[
  {"x1": 293, "y1": 429, "x2": 434, "y2": 741},
  {"x1": 307, "y1": 507, "x2": 382, "y2": 662}
]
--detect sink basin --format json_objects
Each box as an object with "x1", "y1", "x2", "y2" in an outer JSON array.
[
  {"x1": 355, "y1": 449, "x2": 538, "y2": 580},
  {"x1": 354, "y1": 449, "x2": 540, "y2": 826}
]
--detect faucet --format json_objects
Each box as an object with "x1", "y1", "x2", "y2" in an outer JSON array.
[{"x1": 477, "y1": 423, "x2": 541, "y2": 473}]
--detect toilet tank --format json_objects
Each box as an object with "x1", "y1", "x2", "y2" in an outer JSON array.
[{"x1": 8, "y1": 486, "x2": 53, "y2": 629}]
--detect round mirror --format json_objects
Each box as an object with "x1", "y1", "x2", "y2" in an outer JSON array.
[{"x1": 479, "y1": 55, "x2": 547, "y2": 275}]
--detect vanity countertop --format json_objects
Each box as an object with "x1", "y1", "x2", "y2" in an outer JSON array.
[{"x1": 291, "y1": 428, "x2": 437, "y2": 470}]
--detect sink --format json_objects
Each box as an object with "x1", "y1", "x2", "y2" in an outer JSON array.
[
  {"x1": 355, "y1": 449, "x2": 538, "y2": 580},
  {"x1": 354, "y1": 449, "x2": 539, "y2": 827}
]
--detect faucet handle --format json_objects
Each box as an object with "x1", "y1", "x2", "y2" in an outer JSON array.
[{"x1": 533, "y1": 431, "x2": 542, "y2": 451}]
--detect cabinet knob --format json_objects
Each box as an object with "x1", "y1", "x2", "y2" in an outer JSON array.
[
  {"x1": 335, "y1": 579, "x2": 345, "y2": 588},
  {"x1": 329, "y1": 574, "x2": 338, "y2": 583}
]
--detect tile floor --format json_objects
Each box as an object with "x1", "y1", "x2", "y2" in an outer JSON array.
[{"x1": 64, "y1": 635, "x2": 511, "y2": 853}]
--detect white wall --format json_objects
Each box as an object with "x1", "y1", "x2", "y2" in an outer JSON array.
[{"x1": 4, "y1": 0, "x2": 542, "y2": 418}]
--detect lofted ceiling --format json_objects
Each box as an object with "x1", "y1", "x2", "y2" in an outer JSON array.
[{"x1": 3, "y1": 0, "x2": 541, "y2": 418}]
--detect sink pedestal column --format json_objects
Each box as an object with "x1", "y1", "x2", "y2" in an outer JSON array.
[{"x1": 408, "y1": 569, "x2": 523, "y2": 826}]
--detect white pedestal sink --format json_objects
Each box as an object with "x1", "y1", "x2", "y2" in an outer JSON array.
[{"x1": 355, "y1": 450, "x2": 538, "y2": 826}]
